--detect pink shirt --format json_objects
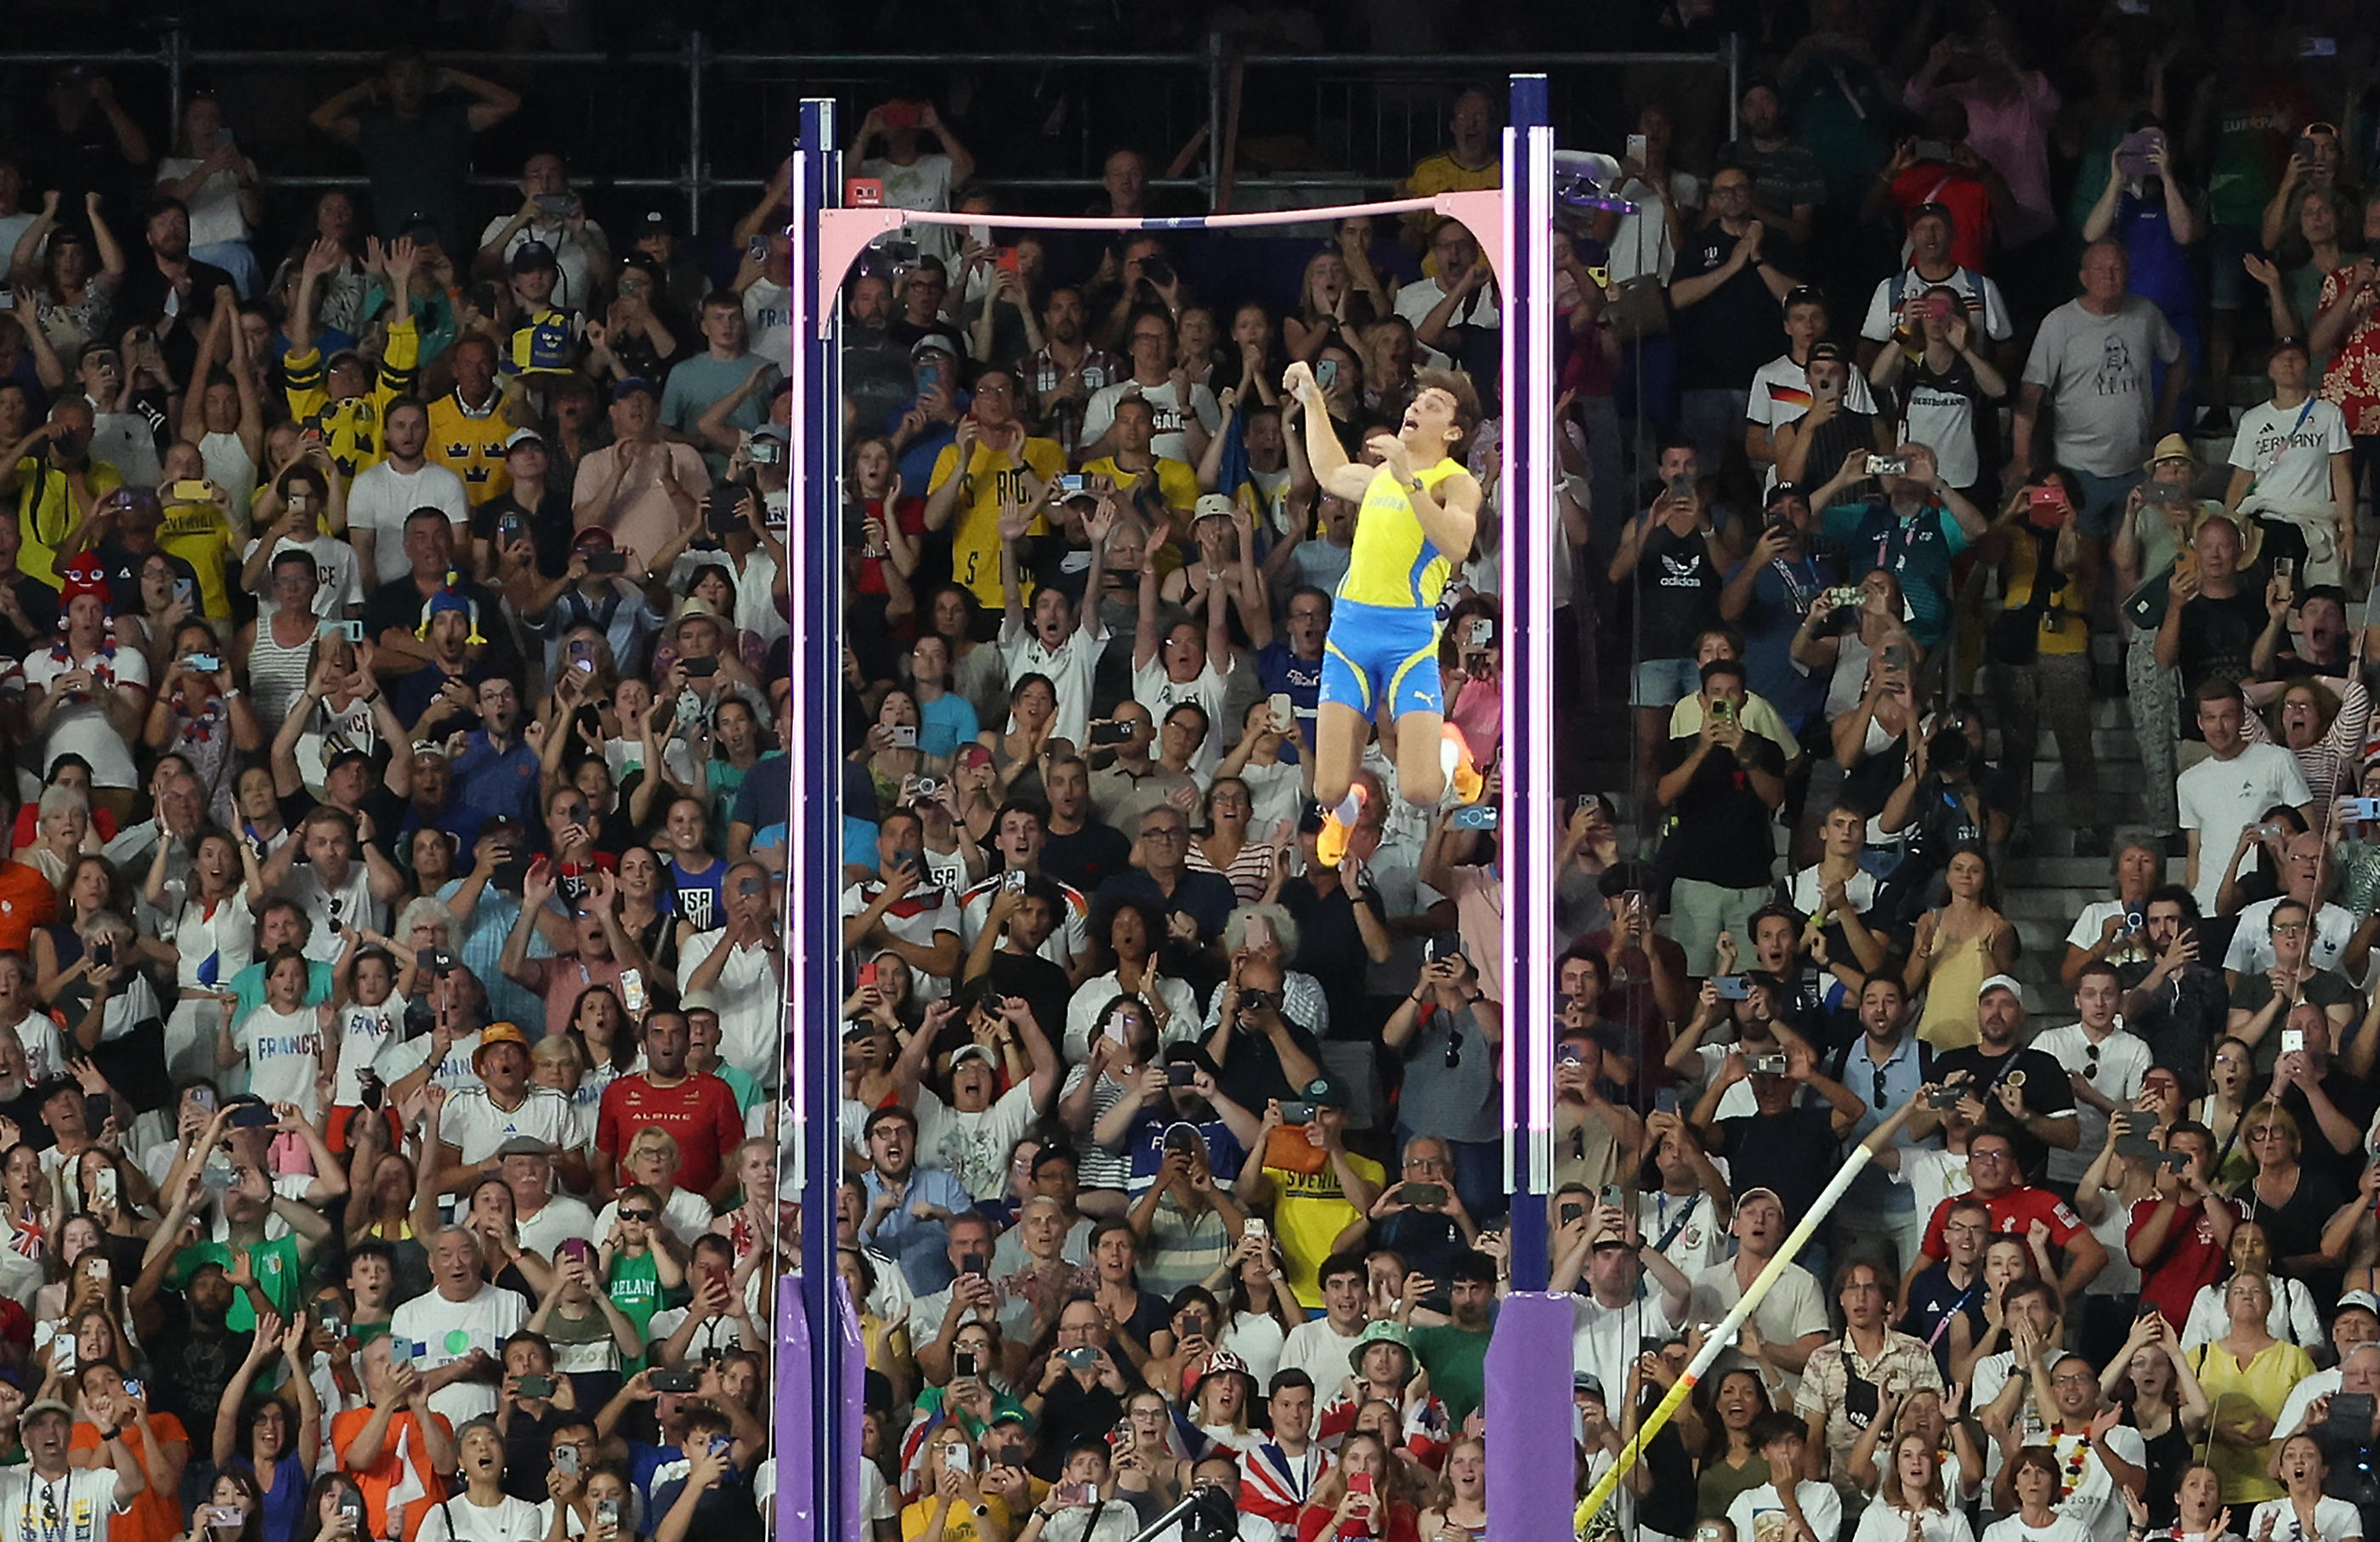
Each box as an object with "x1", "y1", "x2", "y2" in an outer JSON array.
[
  {"x1": 1906, "y1": 71, "x2": 2061, "y2": 242},
  {"x1": 570, "y1": 439, "x2": 711, "y2": 564},
  {"x1": 1442, "y1": 863, "x2": 1504, "y2": 1006}
]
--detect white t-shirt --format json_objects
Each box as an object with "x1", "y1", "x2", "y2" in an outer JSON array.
[
  {"x1": 2221, "y1": 896, "x2": 2360, "y2": 978},
  {"x1": 1689, "y1": 1260, "x2": 1830, "y2": 1401},
  {"x1": 1788, "y1": 865, "x2": 1878, "y2": 917},
  {"x1": 436, "y1": 1086, "x2": 590, "y2": 1171},
  {"x1": 742, "y1": 278, "x2": 791, "y2": 369},
  {"x1": 2245, "y1": 1499, "x2": 2360, "y2": 1542},
  {"x1": 348, "y1": 459, "x2": 470, "y2": 586},
  {"x1": 378, "y1": 1029, "x2": 484, "y2": 1098},
  {"x1": 23, "y1": 645, "x2": 148, "y2": 787},
  {"x1": 156, "y1": 157, "x2": 252, "y2": 247},
  {"x1": 414, "y1": 1492, "x2": 545, "y2": 1542},
  {"x1": 913, "y1": 1081, "x2": 1040, "y2": 1203},
  {"x1": 2031, "y1": 1024, "x2": 2150, "y2": 1186},
  {"x1": 514, "y1": 1193, "x2": 597, "y2": 1261},
  {"x1": 199, "y1": 430, "x2": 258, "y2": 525},
  {"x1": 1727, "y1": 1479, "x2": 1844, "y2": 1542},
  {"x1": 1860, "y1": 267, "x2": 2016, "y2": 344},
  {"x1": 1853, "y1": 1505, "x2": 1975, "y2": 1542},
  {"x1": 1568, "y1": 1291, "x2": 1680, "y2": 1405},
  {"x1": 288, "y1": 861, "x2": 379, "y2": 965},
  {"x1": 2230, "y1": 397, "x2": 2351, "y2": 507},
  {"x1": 674, "y1": 928, "x2": 785, "y2": 1078},
  {"x1": 246, "y1": 532, "x2": 363, "y2": 618},
  {"x1": 0, "y1": 1465, "x2": 128, "y2": 1542},
  {"x1": 332, "y1": 999, "x2": 400, "y2": 1105},
  {"x1": 858, "y1": 153, "x2": 959, "y2": 260},
  {"x1": 998, "y1": 614, "x2": 1108, "y2": 750},
  {"x1": 389, "y1": 1284, "x2": 526, "y2": 1426},
  {"x1": 1081, "y1": 381, "x2": 1221, "y2": 467},
  {"x1": 2176, "y1": 745, "x2": 2315, "y2": 910},
  {"x1": 1391, "y1": 276, "x2": 1502, "y2": 371},
  {"x1": 1276, "y1": 1315, "x2": 1367, "y2": 1397},
  {"x1": 235, "y1": 1001, "x2": 327, "y2": 1119},
  {"x1": 1131, "y1": 654, "x2": 1233, "y2": 779},
  {"x1": 1979, "y1": 1516, "x2": 2095, "y2": 1542}
]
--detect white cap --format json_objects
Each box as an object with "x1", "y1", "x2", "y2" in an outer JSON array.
[{"x1": 1976, "y1": 974, "x2": 2026, "y2": 1007}]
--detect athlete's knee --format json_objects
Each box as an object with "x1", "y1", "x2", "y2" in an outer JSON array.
[{"x1": 1402, "y1": 766, "x2": 1446, "y2": 805}]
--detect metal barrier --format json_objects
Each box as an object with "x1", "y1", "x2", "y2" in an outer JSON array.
[{"x1": 1, "y1": 32, "x2": 1737, "y2": 233}]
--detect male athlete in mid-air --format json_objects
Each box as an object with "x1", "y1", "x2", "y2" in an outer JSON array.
[{"x1": 1281, "y1": 358, "x2": 1487, "y2": 865}]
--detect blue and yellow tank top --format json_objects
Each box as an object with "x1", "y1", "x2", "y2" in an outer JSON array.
[{"x1": 1338, "y1": 456, "x2": 1465, "y2": 609}]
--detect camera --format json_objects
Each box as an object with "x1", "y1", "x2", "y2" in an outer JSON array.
[{"x1": 1238, "y1": 989, "x2": 1275, "y2": 1015}]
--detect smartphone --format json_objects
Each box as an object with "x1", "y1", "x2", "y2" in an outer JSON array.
[
  {"x1": 1865, "y1": 454, "x2": 1910, "y2": 477},
  {"x1": 2282, "y1": 1028, "x2": 2308, "y2": 1055},
  {"x1": 683, "y1": 656, "x2": 721, "y2": 679},
  {"x1": 1654, "y1": 1086, "x2": 1680, "y2": 1114},
  {"x1": 187, "y1": 653, "x2": 220, "y2": 673},
  {"x1": 594, "y1": 1500, "x2": 621, "y2": 1528},
  {"x1": 997, "y1": 869, "x2": 1025, "y2": 896},
  {"x1": 1425, "y1": 932, "x2": 1465, "y2": 964},
  {"x1": 887, "y1": 723, "x2": 916, "y2": 747},
  {"x1": 1826, "y1": 585, "x2": 1864, "y2": 609},
  {"x1": 1246, "y1": 915, "x2": 1273, "y2": 950},
  {"x1": 1058, "y1": 1346, "x2": 1102, "y2": 1370},
  {"x1": 1713, "y1": 975, "x2": 1752, "y2": 1001},
  {"x1": 203, "y1": 1507, "x2": 242, "y2": 1528},
  {"x1": 517, "y1": 1375, "x2": 554, "y2": 1399},
  {"x1": 337, "y1": 1497, "x2": 364, "y2": 1530},
  {"x1": 171, "y1": 479, "x2": 212, "y2": 503},
  {"x1": 1465, "y1": 618, "x2": 1493, "y2": 648},
  {"x1": 1088, "y1": 720, "x2": 1134, "y2": 745},
  {"x1": 1056, "y1": 473, "x2": 1089, "y2": 497},
  {"x1": 2115, "y1": 129, "x2": 2166, "y2": 179},
  {"x1": 1747, "y1": 1055, "x2": 1790, "y2": 1075},
  {"x1": 1053, "y1": 1483, "x2": 1095, "y2": 1508},
  {"x1": 650, "y1": 1368, "x2": 700, "y2": 1393},
  {"x1": 1559, "y1": 1200, "x2": 1586, "y2": 1226},
  {"x1": 1349, "y1": 1471, "x2": 1376, "y2": 1499},
  {"x1": 1450, "y1": 804, "x2": 1499, "y2": 831},
  {"x1": 389, "y1": 1338, "x2": 416, "y2": 1369},
  {"x1": 534, "y1": 193, "x2": 575, "y2": 217},
  {"x1": 1167, "y1": 1062, "x2": 1198, "y2": 1087},
  {"x1": 704, "y1": 487, "x2": 749, "y2": 539},
  {"x1": 84, "y1": 1093, "x2": 112, "y2": 1131},
  {"x1": 94, "y1": 1167, "x2": 116, "y2": 1206},
  {"x1": 951, "y1": 1346, "x2": 981, "y2": 1380},
  {"x1": 1244, "y1": 1217, "x2": 1266, "y2": 1239},
  {"x1": 881, "y1": 100, "x2": 922, "y2": 131},
  {"x1": 1921, "y1": 295, "x2": 1953, "y2": 320},
  {"x1": 1266, "y1": 692, "x2": 1295, "y2": 733},
  {"x1": 1882, "y1": 641, "x2": 1908, "y2": 671},
  {"x1": 586, "y1": 551, "x2": 627, "y2": 575},
  {"x1": 1317, "y1": 358, "x2": 1340, "y2": 391},
  {"x1": 1912, "y1": 139, "x2": 1953, "y2": 162},
  {"x1": 993, "y1": 247, "x2": 1020, "y2": 274},
  {"x1": 1626, "y1": 133, "x2": 1648, "y2": 163},
  {"x1": 2303, "y1": 36, "x2": 2339, "y2": 58},
  {"x1": 230, "y1": 1102, "x2": 277, "y2": 1129},
  {"x1": 89, "y1": 939, "x2": 114, "y2": 970},
  {"x1": 2340, "y1": 797, "x2": 2380, "y2": 823},
  {"x1": 619, "y1": 968, "x2": 647, "y2": 1015},
  {"x1": 552, "y1": 1444, "x2": 580, "y2": 1477},
  {"x1": 1277, "y1": 1099, "x2": 1316, "y2": 1125},
  {"x1": 317, "y1": 619, "x2": 366, "y2": 643},
  {"x1": 1402, "y1": 1182, "x2": 1448, "y2": 1207},
  {"x1": 1556, "y1": 1043, "x2": 1584, "y2": 1066}
]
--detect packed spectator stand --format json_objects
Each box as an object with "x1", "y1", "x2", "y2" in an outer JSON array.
[{"x1": 8, "y1": 3, "x2": 2380, "y2": 1542}]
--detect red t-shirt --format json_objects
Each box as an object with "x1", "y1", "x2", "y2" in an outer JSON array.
[
  {"x1": 1888, "y1": 164, "x2": 1995, "y2": 273},
  {"x1": 596, "y1": 1070, "x2": 745, "y2": 1194},
  {"x1": 1920, "y1": 1184, "x2": 2087, "y2": 1261},
  {"x1": 329, "y1": 1407, "x2": 452, "y2": 1542},
  {"x1": 855, "y1": 495, "x2": 927, "y2": 598},
  {"x1": 2128, "y1": 1192, "x2": 2247, "y2": 1329},
  {"x1": 0, "y1": 860, "x2": 58, "y2": 954}
]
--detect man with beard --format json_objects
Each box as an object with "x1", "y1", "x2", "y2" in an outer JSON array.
[
  {"x1": 2116, "y1": 887, "x2": 2227, "y2": 1095},
  {"x1": 840, "y1": 272, "x2": 914, "y2": 434},
  {"x1": 110, "y1": 197, "x2": 236, "y2": 387},
  {"x1": 1023, "y1": 286, "x2": 1120, "y2": 460},
  {"x1": 1931, "y1": 976, "x2": 2079, "y2": 1182}
]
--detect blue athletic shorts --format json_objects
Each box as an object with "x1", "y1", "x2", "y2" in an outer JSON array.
[{"x1": 1320, "y1": 599, "x2": 1443, "y2": 721}]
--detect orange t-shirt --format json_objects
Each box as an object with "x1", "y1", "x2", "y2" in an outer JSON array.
[
  {"x1": 330, "y1": 1406, "x2": 454, "y2": 1542},
  {"x1": 71, "y1": 1414, "x2": 190, "y2": 1542},
  {"x1": 0, "y1": 861, "x2": 58, "y2": 953}
]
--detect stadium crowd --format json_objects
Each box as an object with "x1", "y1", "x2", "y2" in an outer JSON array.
[{"x1": 9, "y1": 4, "x2": 2380, "y2": 1542}]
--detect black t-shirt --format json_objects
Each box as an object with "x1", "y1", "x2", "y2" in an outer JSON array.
[
  {"x1": 113, "y1": 259, "x2": 241, "y2": 388},
  {"x1": 2173, "y1": 587, "x2": 2271, "y2": 700},
  {"x1": 1899, "y1": 1261, "x2": 1986, "y2": 1380},
  {"x1": 1930, "y1": 1044, "x2": 2077, "y2": 1183},
  {"x1": 360, "y1": 575, "x2": 524, "y2": 681},
  {"x1": 1634, "y1": 519, "x2": 1724, "y2": 660},
  {"x1": 1669, "y1": 224, "x2": 1799, "y2": 390},
  {"x1": 976, "y1": 950, "x2": 1072, "y2": 1056},
  {"x1": 1042, "y1": 819, "x2": 1132, "y2": 894},
  {"x1": 0, "y1": 571, "x2": 59, "y2": 658},
  {"x1": 1656, "y1": 732, "x2": 1785, "y2": 889},
  {"x1": 94, "y1": 537, "x2": 196, "y2": 619},
  {"x1": 1278, "y1": 877, "x2": 1388, "y2": 1035},
  {"x1": 1714, "y1": 1105, "x2": 1839, "y2": 1223},
  {"x1": 2278, "y1": 1069, "x2": 2378, "y2": 1195},
  {"x1": 472, "y1": 486, "x2": 577, "y2": 579}
]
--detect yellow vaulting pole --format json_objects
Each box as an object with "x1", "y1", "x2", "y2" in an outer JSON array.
[{"x1": 1577, "y1": 1103, "x2": 1915, "y2": 1527}]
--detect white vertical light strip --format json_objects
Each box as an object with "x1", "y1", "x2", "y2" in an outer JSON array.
[
  {"x1": 1521, "y1": 122, "x2": 1558, "y2": 1188},
  {"x1": 784, "y1": 147, "x2": 811, "y2": 1196},
  {"x1": 1497, "y1": 125, "x2": 1521, "y2": 1201}
]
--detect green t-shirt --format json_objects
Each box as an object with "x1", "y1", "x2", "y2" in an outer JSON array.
[
  {"x1": 170, "y1": 1234, "x2": 305, "y2": 1330},
  {"x1": 606, "y1": 1250, "x2": 665, "y2": 1370},
  {"x1": 1408, "y1": 1322, "x2": 1492, "y2": 1427}
]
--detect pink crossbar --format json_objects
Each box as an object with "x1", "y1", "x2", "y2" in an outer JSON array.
[{"x1": 814, "y1": 190, "x2": 1504, "y2": 333}]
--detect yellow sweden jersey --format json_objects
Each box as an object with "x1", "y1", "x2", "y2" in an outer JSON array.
[{"x1": 1337, "y1": 456, "x2": 1463, "y2": 610}]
